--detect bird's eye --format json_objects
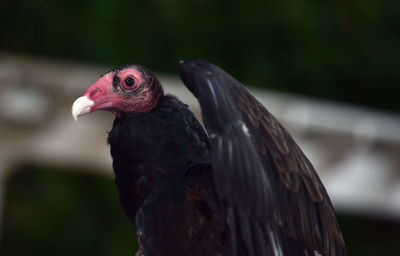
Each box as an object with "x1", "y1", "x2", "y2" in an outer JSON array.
[{"x1": 124, "y1": 77, "x2": 135, "y2": 87}]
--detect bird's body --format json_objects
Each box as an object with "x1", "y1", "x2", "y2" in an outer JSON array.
[
  {"x1": 108, "y1": 96, "x2": 229, "y2": 255},
  {"x1": 72, "y1": 60, "x2": 346, "y2": 256}
]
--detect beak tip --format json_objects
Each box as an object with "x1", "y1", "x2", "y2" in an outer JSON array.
[{"x1": 72, "y1": 96, "x2": 94, "y2": 122}]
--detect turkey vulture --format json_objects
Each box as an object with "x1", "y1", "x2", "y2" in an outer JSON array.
[{"x1": 72, "y1": 60, "x2": 346, "y2": 256}]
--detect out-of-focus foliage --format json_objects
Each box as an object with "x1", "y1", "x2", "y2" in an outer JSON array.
[
  {"x1": 1, "y1": 166, "x2": 137, "y2": 256},
  {"x1": 1, "y1": 0, "x2": 399, "y2": 112},
  {"x1": 338, "y1": 214, "x2": 400, "y2": 255}
]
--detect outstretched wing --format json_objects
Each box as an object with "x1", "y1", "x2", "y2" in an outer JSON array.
[{"x1": 179, "y1": 60, "x2": 346, "y2": 256}]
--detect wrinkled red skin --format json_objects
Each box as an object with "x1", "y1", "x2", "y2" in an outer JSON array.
[{"x1": 83, "y1": 68, "x2": 161, "y2": 116}]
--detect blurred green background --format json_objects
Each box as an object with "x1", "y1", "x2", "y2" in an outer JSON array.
[
  {"x1": 2, "y1": 165, "x2": 137, "y2": 256},
  {"x1": 2, "y1": 0, "x2": 399, "y2": 112},
  {"x1": 1, "y1": 0, "x2": 400, "y2": 255}
]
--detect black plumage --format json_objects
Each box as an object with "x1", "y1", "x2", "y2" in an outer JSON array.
[{"x1": 74, "y1": 60, "x2": 346, "y2": 256}]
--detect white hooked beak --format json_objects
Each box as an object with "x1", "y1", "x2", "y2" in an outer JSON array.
[{"x1": 72, "y1": 96, "x2": 94, "y2": 122}]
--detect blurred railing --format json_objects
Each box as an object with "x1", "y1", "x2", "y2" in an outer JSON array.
[{"x1": 1, "y1": 53, "x2": 399, "y2": 244}]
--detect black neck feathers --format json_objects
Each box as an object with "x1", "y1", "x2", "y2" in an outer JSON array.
[{"x1": 107, "y1": 95, "x2": 209, "y2": 221}]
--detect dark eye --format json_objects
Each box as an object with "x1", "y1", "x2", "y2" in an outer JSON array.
[{"x1": 124, "y1": 77, "x2": 135, "y2": 87}]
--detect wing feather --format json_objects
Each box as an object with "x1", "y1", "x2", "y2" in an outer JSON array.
[{"x1": 180, "y1": 60, "x2": 346, "y2": 256}]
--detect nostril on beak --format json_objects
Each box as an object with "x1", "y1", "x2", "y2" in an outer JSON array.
[{"x1": 89, "y1": 87, "x2": 102, "y2": 98}]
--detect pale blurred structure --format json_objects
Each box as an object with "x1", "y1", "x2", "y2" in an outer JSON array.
[{"x1": 1, "y1": 53, "x2": 400, "y2": 244}]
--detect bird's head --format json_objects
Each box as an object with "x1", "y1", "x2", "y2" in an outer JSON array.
[{"x1": 72, "y1": 65, "x2": 163, "y2": 121}]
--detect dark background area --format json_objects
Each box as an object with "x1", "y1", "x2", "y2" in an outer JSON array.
[
  {"x1": 2, "y1": 166, "x2": 137, "y2": 256},
  {"x1": 1, "y1": 0, "x2": 399, "y2": 113},
  {"x1": 1, "y1": 0, "x2": 399, "y2": 255}
]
